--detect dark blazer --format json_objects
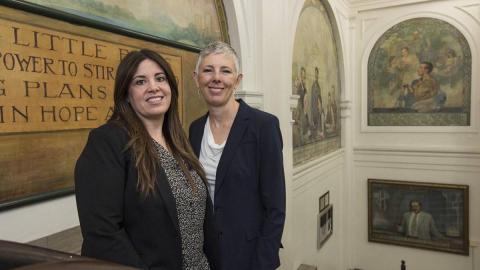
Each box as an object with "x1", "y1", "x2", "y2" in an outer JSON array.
[
  {"x1": 75, "y1": 122, "x2": 219, "y2": 270},
  {"x1": 189, "y1": 99, "x2": 286, "y2": 270}
]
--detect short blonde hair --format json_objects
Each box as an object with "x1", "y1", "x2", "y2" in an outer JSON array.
[{"x1": 195, "y1": 41, "x2": 240, "y2": 74}]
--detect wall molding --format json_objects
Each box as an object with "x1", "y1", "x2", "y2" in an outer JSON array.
[
  {"x1": 294, "y1": 148, "x2": 345, "y2": 176},
  {"x1": 348, "y1": 0, "x2": 440, "y2": 12},
  {"x1": 340, "y1": 99, "x2": 352, "y2": 119},
  {"x1": 293, "y1": 150, "x2": 345, "y2": 194},
  {"x1": 354, "y1": 146, "x2": 480, "y2": 172},
  {"x1": 456, "y1": 3, "x2": 480, "y2": 25},
  {"x1": 293, "y1": 159, "x2": 344, "y2": 197},
  {"x1": 290, "y1": 94, "x2": 300, "y2": 123},
  {"x1": 235, "y1": 90, "x2": 263, "y2": 109},
  {"x1": 354, "y1": 145, "x2": 480, "y2": 155}
]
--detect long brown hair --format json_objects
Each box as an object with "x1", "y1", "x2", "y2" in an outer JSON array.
[{"x1": 110, "y1": 49, "x2": 205, "y2": 196}]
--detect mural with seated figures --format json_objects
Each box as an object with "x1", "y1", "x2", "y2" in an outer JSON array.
[{"x1": 368, "y1": 18, "x2": 471, "y2": 126}]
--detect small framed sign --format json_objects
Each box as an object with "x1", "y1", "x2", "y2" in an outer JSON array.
[{"x1": 318, "y1": 191, "x2": 333, "y2": 249}]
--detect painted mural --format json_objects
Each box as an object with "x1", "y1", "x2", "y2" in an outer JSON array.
[
  {"x1": 292, "y1": 0, "x2": 341, "y2": 166},
  {"x1": 24, "y1": 0, "x2": 227, "y2": 48},
  {"x1": 368, "y1": 18, "x2": 471, "y2": 126}
]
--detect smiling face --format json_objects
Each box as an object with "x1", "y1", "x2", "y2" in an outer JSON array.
[
  {"x1": 128, "y1": 58, "x2": 171, "y2": 125},
  {"x1": 194, "y1": 53, "x2": 242, "y2": 108}
]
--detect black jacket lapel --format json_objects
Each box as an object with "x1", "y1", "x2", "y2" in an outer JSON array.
[
  {"x1": 190, "y1": 115, "x2": 208, "y2": 157},
  {"x1": 155, "y1": 166, "x2": 180, "y2": 233},
  {"x1": 214, "y1": 100, "x2": 249, "y2": 195}
]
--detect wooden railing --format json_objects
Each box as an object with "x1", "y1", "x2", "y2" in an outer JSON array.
[{"x1": 0, "y1": 240, "x2": 136, "y2": 270}]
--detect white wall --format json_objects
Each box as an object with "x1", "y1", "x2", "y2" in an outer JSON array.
[
  {"x1": 350, "y1": 1, "x2": 480, "y2": 270},
  {"x1": 351, "y1": 150, "x2": 480, "y2": 270},
  {"x1": 0, "y1": 195, "x2": 78, "y2": 242},
  {"x1": 291, "y1": 151, "x2": 346, "y2": 269}
]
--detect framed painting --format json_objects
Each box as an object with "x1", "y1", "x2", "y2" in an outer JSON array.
[
  {"x1": 3, "y1": 0, "x2": 229, "y2": 50},
  {"x1": 368, "y1": 18, "x2": 471, "y2": 126},
  {"x1": 0, "y1": 4, "x2": 207, "y2": 210},
  {"x1": 292, "y1": 0, "x2": 342, "y2": 166},
  {"x1": 317, "y1": 191, "x2": 333, "y2": 249},
  {"x1": 368, "y1": 179, "x2": 469, "y2": 255}
]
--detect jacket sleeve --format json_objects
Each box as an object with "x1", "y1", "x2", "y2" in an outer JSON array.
[
  {"x1": 188, "y1": 123, "x2": 195, "y2": 149},
  {"x1": 203, "y1": 192, "x2": 221, "y2": 270},
  {"x1": 74, "y1": 127, "x2": 147, "y2": 269},
  {"x1": 253, "y1": 116, "x2": 286, "y2": 269}
]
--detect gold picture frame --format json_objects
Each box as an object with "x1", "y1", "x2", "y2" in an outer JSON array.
[{"x1": 368, "y1": 179, "x2": 469, "y2": 255}]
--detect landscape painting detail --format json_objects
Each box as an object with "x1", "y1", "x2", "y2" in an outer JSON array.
[
  {"x1": 24, "y1": 0, "x2": 226, "y2": 48},
  {"x1": 368, "y1": 18, "x2": 471, "y2": 126}
]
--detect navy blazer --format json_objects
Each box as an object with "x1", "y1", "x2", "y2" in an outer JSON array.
[
  {"x1": 189, "y1": 99, "x2": 286, "y2": 270},
  {"x1": 75, "y1": 122, "x2": 219, "y2": 270}
]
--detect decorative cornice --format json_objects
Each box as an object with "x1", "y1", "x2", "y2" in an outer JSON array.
[
  {"x1": 289, "y1": 94, "x2": 300, "y2": 124},
  {"x1": 290, "y1": 94, "x2": 300, "y2": 110},
  {"x1": 293, "y1": 149, "x2": 345, "y2": 177},
  {"x1": 354, "y1": 145, "x2": 480, "y2": 155},
  {"x1": 456, "y1": 3, "x2": 480, "y2": 25},
  {"x1": 345, "y1": 0, "x2": 440, "y2": 12},
  {"x1": 235, "y1": 90, "x2": 263, "y2": 109},
  {"x1": 353, "y1": 145, "x2": 480, "y2": 172}
]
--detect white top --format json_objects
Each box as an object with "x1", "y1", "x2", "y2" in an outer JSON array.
[{"x1": 199, "y1": 117, "x2": 225, "y2": 205}]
